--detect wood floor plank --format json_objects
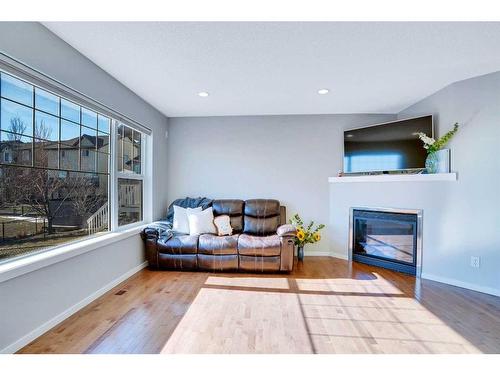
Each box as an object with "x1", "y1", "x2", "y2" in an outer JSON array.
[{"x1": 17, "y1": 257, "x2": 500, "y2": 354}]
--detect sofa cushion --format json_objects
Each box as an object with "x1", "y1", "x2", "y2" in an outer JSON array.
[
  {"x1": 158, "y1": 253, "x2": 197, "y2": 269},
  {"x1": 238, "y1": 234, "x2": 281, "y2": 257},
  {"x1": 187, "y1": 207, "x2": 217, "y2": 235},
  {"x1": 243, "y1": 199, "x2": 281, "y2": 235},
  {"x1": 197, "y1": 254, "x2": 238, "y2": 271},
  {"x1": 212, "y1": 199, "x2": 244, "y2": 233},
  {"x1": 214, "y1": 215, "x2": 233, "y2": 236},
  {"x1": 157, "y1": 234, "x2": 199, "y2": 255},
  {"x1": 239, "y1": 255, "x2": 281, "y2": 272},
  {"x1": 244, "y1": 199, "x2": 280, "y2": 217},
  {"x1": 173, "y1": 205, "x2": 202, "y2": 234},
  {"x1": 198, "y1": 234, "x2": 239, "y2": 255}
]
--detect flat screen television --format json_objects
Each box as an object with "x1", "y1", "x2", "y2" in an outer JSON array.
[{"x1": 343, "y1": 115, "x2": 433, "y2": 174}]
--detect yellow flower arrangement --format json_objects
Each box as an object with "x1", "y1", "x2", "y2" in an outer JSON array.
[{"x1": 289, "y1": 213, "x2": 325, "y2": 247}]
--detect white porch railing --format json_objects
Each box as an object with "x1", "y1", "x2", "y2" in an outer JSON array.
[{"x1": 87, "y1": 202, "x2": 108, "y2": 235}]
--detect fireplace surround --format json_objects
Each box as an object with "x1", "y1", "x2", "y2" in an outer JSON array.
[{"x1": 349, "y1": 207, "x2": 422, "y2": 276}]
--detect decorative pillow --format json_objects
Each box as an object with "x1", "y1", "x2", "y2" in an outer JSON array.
[
  {"x1": 187, "y1": 207, "x2": 217, "y2": 236},
  {"x1": 172, "y1": 205, "x2": 202, "y2": 234},
  {"x1": 214, "y1": 215, "x2": 233, "y2": 236}
]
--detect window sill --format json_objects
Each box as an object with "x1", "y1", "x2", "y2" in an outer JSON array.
[{"x1": 0, "y1": 224, "x2": 147, "y2": 284}]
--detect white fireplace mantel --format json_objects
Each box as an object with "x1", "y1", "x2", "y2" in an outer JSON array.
[{"x1": 328, "y1": 173, "x2": 457, "y2": 183}]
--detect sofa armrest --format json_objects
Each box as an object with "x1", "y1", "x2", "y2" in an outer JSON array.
[
  {"x1": 277, "y1": 224, "x2": 297, "y2": 237},
  {"x1": 141, "y1": 227, "x2": 159, "y2": 269},
  {"x1": 278, "y1": 224, "x2": 296, "y2": 272},
  {"x1": 141, "y1": 227, "x2": 160, "y2": 241}
]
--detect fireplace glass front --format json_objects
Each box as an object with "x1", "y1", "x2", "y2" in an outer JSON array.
[{"x1": 351, "y1": 209, "x2": 419, "y2": 274}]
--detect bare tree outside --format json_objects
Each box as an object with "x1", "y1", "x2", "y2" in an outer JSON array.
[
  {"x1": 2, "y1": 117, "x2": 105, "y2": 234},
  {"x1": 6, "y1": 117, "x2": 27, "y2": 141}
]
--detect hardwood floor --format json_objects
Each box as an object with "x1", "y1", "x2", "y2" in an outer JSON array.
[{"x1": 18, "y1": 257, "x2": 500, "y2": 354}]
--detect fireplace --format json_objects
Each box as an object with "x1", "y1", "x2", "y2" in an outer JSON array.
[{"x1": 349, "y1": 207, "x2": 422, "y2": 276}]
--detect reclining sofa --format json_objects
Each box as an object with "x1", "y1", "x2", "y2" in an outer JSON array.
[{"x1": 141, "y1": 199, "x2": 297, "y2": 272}]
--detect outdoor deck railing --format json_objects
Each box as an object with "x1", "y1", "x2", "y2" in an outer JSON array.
[{"x1": 87, "y1": 203, "x2": 109, "y2": 235}]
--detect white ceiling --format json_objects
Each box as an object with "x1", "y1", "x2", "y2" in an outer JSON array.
[{"x1": 44, "y1": 22, "x2": 500, "y2": 118}]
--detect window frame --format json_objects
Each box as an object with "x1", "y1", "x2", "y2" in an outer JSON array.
[
  {"x1": 112, "y1": 121, "x2": 148, "y2": 230},
  {"x1": 0, "y1": 63, "x2": 153, "y2": 267}
]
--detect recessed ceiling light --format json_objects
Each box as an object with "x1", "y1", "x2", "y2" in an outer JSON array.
[
  {"x1": 198, "y1": 91, "x2": 209, "y2": 97},
  {"x1": 317, "y1": 88, "x2": 329, "y2": 95}
]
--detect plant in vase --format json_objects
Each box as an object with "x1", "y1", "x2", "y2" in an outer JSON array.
[
  {"x1": 289, "y1": 213, "x2": 325, "y2": 261},
  {"x1": 417, "y1": 123, "x2": 459, "y2": 174}
]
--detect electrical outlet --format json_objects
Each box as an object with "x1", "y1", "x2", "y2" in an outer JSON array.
[{"x1": 470, "y1": 256, "x2": 480, "y2": 268}]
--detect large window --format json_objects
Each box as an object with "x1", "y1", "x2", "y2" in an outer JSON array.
[{"x1": 0, "y1": 69, "x2": 147, "y2": 264}]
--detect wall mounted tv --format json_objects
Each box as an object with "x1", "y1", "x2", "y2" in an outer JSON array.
[{"x1": 343, "y1": 115, "x2": 433, "y2": 174}]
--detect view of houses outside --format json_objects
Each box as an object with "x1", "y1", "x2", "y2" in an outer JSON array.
[{"x1": 0, "y1": 71, "x2": 111, "y2": 262}]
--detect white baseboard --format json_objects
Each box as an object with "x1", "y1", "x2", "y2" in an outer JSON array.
[
  {"x1": 330, "y1": 252, "x2": 349, "y2": 260},
  {"x1": 0, "y1": 261, "x2": 148, "y2": 354},
  {"x1": 421, "y1": 272, "x2": 500, "y2": 297},
  {"x1": 303, "y1": 251, "x2": 333, "y2": 256}
]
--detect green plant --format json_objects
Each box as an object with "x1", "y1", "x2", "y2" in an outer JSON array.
[
  {"x1": 417, "y1": 123, "x2": 459, "y2": 154},
  {"x1": 289, "y1": 213, "x2": 325, "y2": 246}
]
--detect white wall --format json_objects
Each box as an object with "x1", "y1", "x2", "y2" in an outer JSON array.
[
  {"x1": 0, "y1": 22, "x2": 168, "y2": 352},
  {"x1": 167, "y1": 114, "x2": 395, "y2": 254},
  {"x1": 398, "y1": 71, "x2": 500, "y2": 295}
]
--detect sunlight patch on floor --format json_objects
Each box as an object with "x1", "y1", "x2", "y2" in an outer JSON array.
[
  {"x1": 161, "y1": 287, "x2": 312, "y2": 354},
  {"x1": 160, "y1": 275, "x2": 480, "y2": 354},
  {"x1": 205, "y1": 276, "x2": 290, "y2": 289},
  {"x1": 294, "y1": 274, "x2": 404, "y2": 295}
]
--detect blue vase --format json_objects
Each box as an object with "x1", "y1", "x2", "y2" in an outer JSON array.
[
  {"x1": 425, "y1": 152, "x2": 438, "y2": 174},
  {"x1": 297, "y1": 245, "x2": 304, "y2": 261},
  {"x1": 425, "y1": 149, "x2": 450, "y2": 174}
]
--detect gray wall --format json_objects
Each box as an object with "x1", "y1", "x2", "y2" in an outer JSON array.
[
  {"x1": 398, "y1": 71, "x2": 500, "y2": 294},
  {"x1": 167, "y1": 114, "x2": 395, "y2": 254},
  {"x1": 0, "y1": 22, "x2": 168, "y2": 352}
]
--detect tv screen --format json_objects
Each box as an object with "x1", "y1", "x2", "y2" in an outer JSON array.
[{"x1": 343, "y1": 115, "x2": 433, "y2": 173}]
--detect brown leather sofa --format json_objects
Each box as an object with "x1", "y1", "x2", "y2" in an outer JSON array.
[{"x1": 142, "y1": 199, "x2": 297, "y2": 272}]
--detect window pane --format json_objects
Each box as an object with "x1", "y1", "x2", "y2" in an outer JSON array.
[
  {"x1": 80, "y1": 149, "x2": 96, "y2": 172},
  {"x1": 0, "y1": 131, "x2": 32, "y2": 166},
  {"x1": 1, "y1": 73, "x2": 33, "y2": 106},
  {"x1": 97, "y1": 152, "x2": 109, "y2": 174},
  {"x1": 132, "y1": 130, "x2": 141, "y2": 174},
  {"x1": 35, "y1": 88, "x2": 59, "y2": 116},
  {"x1": 60, "y1": 145, "x2": 79, "y2": 170},
  {"x1": 122, "y1": 127, "x2": 133, "y2": 172},
  {"x1": 117, "y1": 124, "x2": 124, "y2": 171},
  {"x1": 35, "y1": 111, "x2": 59, "y2": 141},
  {"x1": 81, "y1": 107, "x2": 97, "y2": 129},
  {"x1": 33, "y1": 139, "x2": 58, "y2": 168},
  {"x1": 81, "y1": 126, "x2": 97, "y2": 150},
  {"x1": 1, "y1": 99, "x2": 33, "y2": 137},
  {"x1": 60, "y1": 119, "x2": 80, "y2": 146},
  {"x1": 118, "y1": 178, "x2": 142, "y2": 226},
  {"x1": 61, "y1": 99, "x2": 80, "y2": 123},
  {"x1": 97, "y1": 132, "x2": 109, "y2": 153},
  {"x1": 0, "y1": 166, "x2": 109, "y2": 263},
  {"x1": 98, "y1": 115, "x2": 110, "y2": 134}
]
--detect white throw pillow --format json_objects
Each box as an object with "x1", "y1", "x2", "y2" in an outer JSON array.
[
  {"x1": 214, "y1": 215, "x2": 233, "y2": 236},
  {"x1": 187, "y1": 207, "x2": 217, "y2": 236},
  {"x1": 172, "y1": 205, "x2": 202, "y2": 234}
]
